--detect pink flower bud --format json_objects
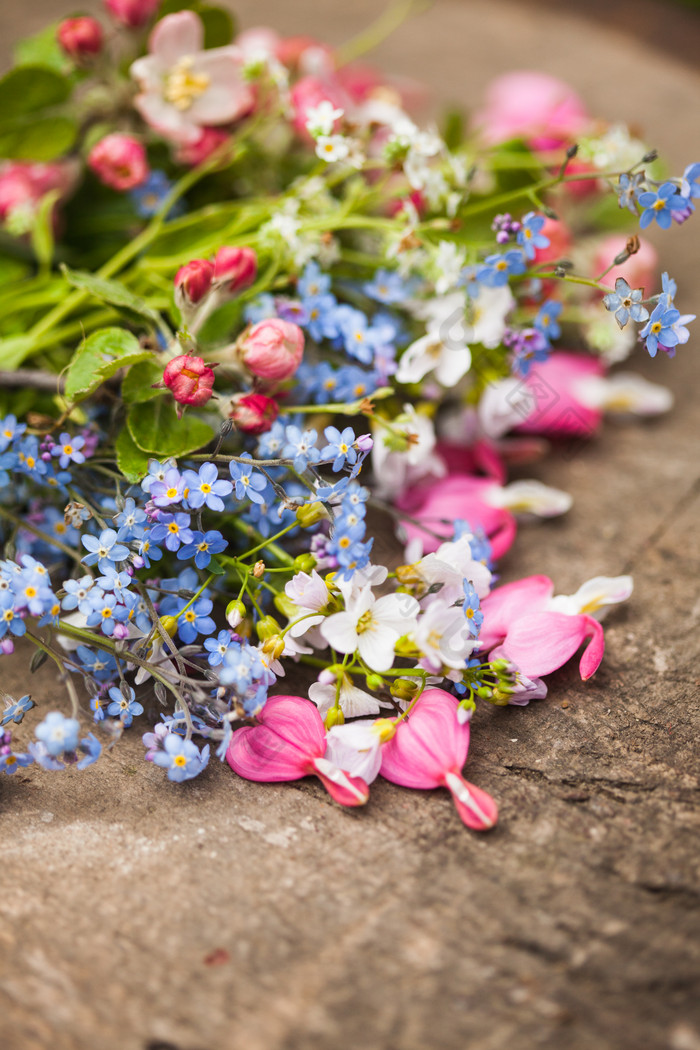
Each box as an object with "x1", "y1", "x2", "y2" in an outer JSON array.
[
  {"x1": 213, "y1": 247, "x2": 257, "y2": 294},
  {"x1": 57, "y1": 17, "x2": 103, "y2": 60},
  {"x1": 104, "y1": 0, "x2": 160, "y2": 29},
  {"x1": 88, "y1": 134, "x2": 149, "y2": 191},
  {"x1": 229, "y1": 392, "x2": 279, "y2": 434},
  {"x1": 174, "y1": 128, "x2": 230, "y2": 167},
  {"x1": 162, "y1": 354, "x2": 215, "y2": 407},
  {"x1": 239, "y1": 318, "x2": 304, "y2": 382},
  {"x1": 174, "y1": 259, "x2": 214, "y2": 307}
]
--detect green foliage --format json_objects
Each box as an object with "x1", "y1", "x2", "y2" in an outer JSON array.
[
  {"x1": 127, "y1": 399, "x2": 216, "y2": 458},
  {"x1": 64, "y1": 328, "x2": 154, "y2": 402},
  {"x1": 0, "y1": 66, "x2": 75, "y2": 161},
  {"x1": 115, "y1": 426, "x2": 152, "y2": 484},
  {"x1": 60, "y1": 265, "x2": 169, "y2": 336},
  {"x1": 121, "y1": 359, "x2": 168, "y2": 404},
  {"x1": 14, "y1": 23, "x2": 71, "y2": 74}
]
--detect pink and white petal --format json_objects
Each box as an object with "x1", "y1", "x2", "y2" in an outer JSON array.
[
  {"x1": 149, "y1": 10, "x2": 204, "y2": 67},
  {"x1": 443, "y1": 771, "x2": 498, "y2": 830},
  {"x1": 130, "y1": 55, "x2": 165, "y2": 91},
  {"x1": 479, "y1": 575, "x2": 554, "y2": 650},
  {"x1": 324, "y1": 723, "x2": 383, "y2": 783},
  {"x1": 380, "y1": 689, "x2": 469, "y2": 789},
  {"x1": 578, "y1": 615, "x2": 605, "y2": 680},
  {"x1": 311, "y1": 757, "x2": 370, "y2": 806},
  {"x1": 133, "y1": 93, "x2": 201, "y2": 144},
  {"x1": 492, "y1": 610, "x2": 589, "y2": 678},
  {"x1": 189, "y1": 54, "x2": 255, "y2": 124},
  {"x1": 226, "y1": 724, "x2": 310, "y2": 781}
]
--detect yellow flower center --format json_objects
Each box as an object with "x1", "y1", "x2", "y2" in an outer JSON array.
[
  {"x1": 201, "y1": 483, "x2": 211, "y2": 494},
  {"x1": 173, "y1": 754, "x2": 188, "y2": 767},
  {"x1": 164, "y1": 57, "x2": 211, "y2": 111}
]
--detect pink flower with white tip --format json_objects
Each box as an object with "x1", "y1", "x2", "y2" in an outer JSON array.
[
  {"x1": 213, "y1": 246, "x2": 257, "y2": 294},
  {"x1": 130, "y1": 11, "x2": 254, "y2": 144},
  {"x1": 226, "y1": 695, "x2": 370, "y2": 807},
  {"x1": 380, "y1": 689, "x2": 498, "y2": 831},
  {"x1": 479, "y1": 573, "x2": 633, "y2": 680},
  {"x1": 396, "y1": 474, "x2": 571, "y2": 557},
  {"x1": 161, "y1": 353, "x2": 215, "y2": 410}
]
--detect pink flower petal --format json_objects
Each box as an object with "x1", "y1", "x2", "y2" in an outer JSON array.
[
  {"x1": 514, "y1": 353, "x2": 605, "y2": 437},
  {"x1": 578, "y1": 615, "x2": 605, "y2": 680},
  {"x1": 396, "y1": 475, "x2": 517, "y2": 556},
  {"x1": 226, "y1": 695, "x2": 325, "y2": 781},
  {"x1": 380, "y1": 689, "x2": 470, "y2": 789},
  {"x1": 490, "y1": 610, "x2": 604, "y2": 679},
  {"x1": 443, "y1": 771, "x2": 498, "y2": 830},
  {"x1": 311, "y1": 757, "x2": 369, "y2": 807},
  {"x1": 479, "y1": 574, "x2": 554, "y2": 649},
  {"x1": 149, "y1": 10, "x2": 203, "y2": 66},
  {"x1": 188, "y1": 50, "x2": 255, "y2": 124}
]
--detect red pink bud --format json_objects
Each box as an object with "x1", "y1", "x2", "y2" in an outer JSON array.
[
  {"x1": 104, "y1": 0, "x2": 160, "y2": 29},
  {"x1": 162, "y1": 354, "x2": 215, "y2": 407},
  {"x1": 57, "y1": 17, "x2": 103, "y2": 60},
  {"x1": 174, "y1": 259, "x2": 214, "y2": 307},
  {"x1": 229, "y1": 392, "x2": 279, "y2": 434},
  {"x1": 214, "y1": 246, "x2": 257, "y2": 294},
  {"x1": 88, "y1": 134, "x2": 149, "y2": 192}
]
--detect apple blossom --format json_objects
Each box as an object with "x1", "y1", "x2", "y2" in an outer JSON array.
[
  {"x1": 238, "y1": 318, "x2": 304, "y2": 382},
  {"x1": 88, "y1": 134, "x2": 149, "y2": 191}
]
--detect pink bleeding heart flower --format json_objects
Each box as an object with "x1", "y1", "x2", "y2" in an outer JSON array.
[
  {"x1": 130, "y1": 11, "x2": 254, "y2": 145},
  {"x1": 380, "y1": 689, "x2": 498, "y2": 831},
  {"x1": 226, "y1": 695, "x2": 370, "y2": 807},
  {"x1": 474, "y1": 71, "x2": 589, "y2": 150},
  {"x1": 513, "y1": 352, "x2": 607, "y2": 437},
  {"x1": 479, "y1": 575, "x2": 605, "y2": 680},
  {"x1": 396, "y1": 474, "x2": 517, "y2": 558}
]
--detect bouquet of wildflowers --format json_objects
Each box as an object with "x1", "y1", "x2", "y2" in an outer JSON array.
[{"x1": 0, "y1": 0, "x2": 696, "y2": 829}]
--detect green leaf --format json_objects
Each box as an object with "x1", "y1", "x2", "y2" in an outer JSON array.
[
  {"x1": 115, "y1": 427, "x2": 152, "y2": 484},
  {"x1": 60, "y1": 264, "x2": 169, "y2": 335},
  {"x1": 0, "y1": 335, "x2": 33, "y2": 370},
  {"x1": 121, "y1": 359, "x2": 168, "y2": 403},
  {"x1": 200, "y1": 6, "x2": 234, "y2": 47},
  {"x1": 31, "y1": 190, "x2": 60, "y2": 268},
  {"x1": 127, "y1": 400, "x2": 215, "y2": 458},
  {"x1": 0, "y1": 115, "x2": 78, "y2": 162},
  {"x1": 14, "y1": 24, "x2": 71, "y2": 73},
  {"x1": 65, "y1": 328, "x2": 154, "y2": 402},
  {"x1": 0, "y1": 66, "x2": 69, "y2": 117},
  {"x1": 207, "y1": 556, "x2": 226, "y2": 576}
]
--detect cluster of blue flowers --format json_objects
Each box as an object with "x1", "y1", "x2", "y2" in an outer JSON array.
[{"x1": 602, "y1": 271, "x2": 695, "y2": 358}]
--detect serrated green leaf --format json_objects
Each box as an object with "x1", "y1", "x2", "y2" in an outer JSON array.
[
  {"x1": 65, "y1": 328, "x2": 153, "y2": 402},
  {"x1": 127, "y1": 400, "x2": 215, "y2": 458},
  {"x1": 121, "y1": 359, "x2": 168, "y2": 403},
  {"x1": 0, "y1": 66, "x2": 70, "y2": 117},
  {"x1": 60, "y1": 264, "x2": 169, "y2": 335},
  {"x1": 115, "y1": 426, "x2": 152, "y2": 484},
  {"x1": 0, "y1": 116, "x2": 78, "y2": 162}
]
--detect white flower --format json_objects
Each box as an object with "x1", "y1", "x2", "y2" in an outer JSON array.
[
  {"x1": 478, "y1": 377, "x2": 537, "y2": 438},
  {"x1": 284, "y1": 570, "x2": 331, "y2": 636},
  {"x1": 434, "y1": 241, "x2": 466, "y2": 295},
  {"x1": 324, "y1": 720, "x2": 385, "y2": 783},
  {"x1": 547, "y1": 575, "x2": 633, "y2": 621},
  {"x1": 414, "y1": 598, "x2": 480, "y2": 672},
  {"x1": 320, "y1": 585, "x2": 419, "y2": 672},
  {"x1": 576, "y1": 373, "x2": 673, "y2": 416},
  {"x1": 417, "y1": 534, "x2": 492, "y2": 600},
  {"x1": 309, "y1": 676, "x2": 388, "y2": 719},
  {"x1": 315, "y1": 134, "x2": 350, "y2": 163},
  {"x1": 371, "y1": 404, "x2": 445, "y2": 498},
  {"x1": 305, "y1": 100, "x2": 344, "y2": 138},
  {"x1": 465, "y1": 285, "x2": 514, "y2": 347},
  {"x1": 396, "y1": 328, "x2": 471, "y2": 387},
  {"x1": 486, "y1": 479, "x2": 573, "y2": 518}
]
